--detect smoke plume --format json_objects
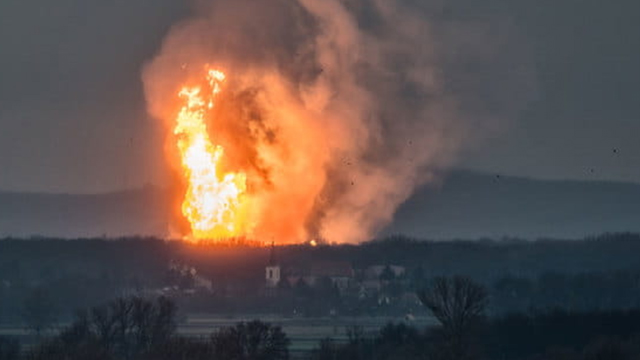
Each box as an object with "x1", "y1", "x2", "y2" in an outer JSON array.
[{"x1": 142, "y1": 0, "x2": 533, "y2": 243}]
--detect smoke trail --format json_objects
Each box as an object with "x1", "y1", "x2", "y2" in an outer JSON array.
[{"x1": 142, "y1": 0, "x2": 533, "y2": 243}]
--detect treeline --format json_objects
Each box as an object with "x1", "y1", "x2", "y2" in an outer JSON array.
[
  {"x1": 491, "y1": 270, "x2": 640, "y2": 314},
  {"x1": 310, "y1": 310, "x2": 640, "y2": 360},
  {"x1": 3, "y1": 233, "x2": 640, "y2": 319},
  {"x1": 3, "y1": 233, "x2": 640, "y2": 283},
  {"x1": 312, "y1": 276, "x2": 640, "y2": 360},
  {"x1": 0, "y1": 296, "x2": 290, "y2": 360},
  {"x1": 324, "y1": 232, "x2": 640, "y2": 278},
  {"x1": 486, "y1": 309, "x2": 640, "y2": 359},
  {"x1": 4, "y1": 284, "x2": 640, "y2": 359}
]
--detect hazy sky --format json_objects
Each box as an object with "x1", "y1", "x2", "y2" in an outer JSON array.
[{"x1": 0, "y1": 0, "x2": 638, "y2": 193}]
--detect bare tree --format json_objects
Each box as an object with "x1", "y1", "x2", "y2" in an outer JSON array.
[
  {"x1": 91, "y1": 296, "x2": 176, "y2": 359},
  {"x1": 28, "y1": 296, "x2": 178, "y2": 360},
  {"x1": 418, "y1": 276, "x2": 488, "y2": 337},
  {"x1": 0, "y1": 336, "x2": 20, "y2": 360},
  {"x1": 212, "y1": 320, "x2": 290, "y2": 360},
  {"x1": 418, "y1": 276, "x2": 487, "y2": 360}
]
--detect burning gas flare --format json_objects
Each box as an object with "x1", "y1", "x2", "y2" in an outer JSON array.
[{"x1": 174, "y1": 68, "x2": 248, "y2": 240}]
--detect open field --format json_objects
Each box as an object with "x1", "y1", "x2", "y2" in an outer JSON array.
[
  {"x1": 180, "y1": 314, "x2": 437, "y2": 356},
  {"x1": 1, "y1": 314, "x2": 436, "y2": 357}
]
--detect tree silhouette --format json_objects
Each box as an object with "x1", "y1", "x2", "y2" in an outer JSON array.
[
  {"x1": 141, "y1": 336, "x2": 214, "y2": 360},
  {"x1": 22, "y1": 287, "x2": 56, "y2": 338},
  {"x1": 418, "y1": 276, "x2": 487, "y2": 360},
  {"x1": 418, "y1": 276, "x2": 487, "y2": 336},
  {"x1": 212, "y1": 320, "x2": 290, "y2": 360},
  {"x1": 380, "y1": 266, "x2": 396, "y2": 282},
  {"x1": 29, "y1": 296, "x2": 177, "y2": 360},
  {"x1": 0, "y1": 336, "x2": 19, "y2": 360}
]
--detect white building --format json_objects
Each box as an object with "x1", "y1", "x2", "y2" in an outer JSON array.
[{"x1": 265, "y1": 245, "x2": 281, "y2": 289}]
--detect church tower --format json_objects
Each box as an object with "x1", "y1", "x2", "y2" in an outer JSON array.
[{"x1": 265, "y1": 243, "x2": 281, "y2": 289}]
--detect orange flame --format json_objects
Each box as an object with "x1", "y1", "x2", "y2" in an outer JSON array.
[{"x1": 173, "y1": 68, "x2": 248, "y2": 240}]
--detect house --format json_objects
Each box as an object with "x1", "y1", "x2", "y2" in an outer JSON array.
[
  {"x1": 309, "y1": 261, "x2": 354, "y2": 292},
  {"x1": 263, "y1": 247, "x2": 355, "y2": 296},
  {"x1": 283, "y1": 261, "x2": 354, "y2": 294},
  {"x1": 167, "y1": 260, "x2": 213, "y2": 293},
  {"x1": 357, "y1": 265, "x2": 407, "y2": 298},
  {"x1": 193, "y1": 274, "x2": 213, "y2": 292},
  {"x1": 365, "y1": 265, "x2": 406, "y2": 280}
]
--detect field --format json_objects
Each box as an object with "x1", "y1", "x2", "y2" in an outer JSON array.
[
  {"x1": 180, "y1": 314, "x2": 437, "y2": 357},
  {"x1": 0, "y1": 314, "x2": 436, "y2": 357}
]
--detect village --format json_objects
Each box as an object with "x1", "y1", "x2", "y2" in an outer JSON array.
[{"x1": 158, "y1": 246, "x2": 425, "y2": 318}]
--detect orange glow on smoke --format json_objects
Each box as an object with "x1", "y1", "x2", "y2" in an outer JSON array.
[{"x1": 174, "y1": 69, "x2": 248, "y2": 240}]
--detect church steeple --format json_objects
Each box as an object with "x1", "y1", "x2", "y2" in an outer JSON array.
[{"x1": 265, "y1": 242, "x2": 281, "y2": 290}]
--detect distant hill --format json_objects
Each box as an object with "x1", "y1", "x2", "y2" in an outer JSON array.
[
  {"x1": 384, "y1": 170, "x2": 640, "y2": 239},
  {"x1": 0, "y1": 186, "x2": 170, "y2": 238},
  {"x1": 1, "y1": 171, "x2": 639, "y2": 239}
]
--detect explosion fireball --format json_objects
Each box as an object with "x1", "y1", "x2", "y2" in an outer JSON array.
[
  {"x1": 144, "y1": 1, "x2": 461, "y2": 244},
  {"x1": 143, "y1": 0, "x2": 530, "y2": 244},
  {"x1": 174, "y1": 69, "x2": 248, "y2": 239}
]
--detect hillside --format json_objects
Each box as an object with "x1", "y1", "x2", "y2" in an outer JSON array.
[
  {"x1": 386, "y1": 171, "x2": 640, "y2": 239},
  {"x1": 1, "y1": 171, "x2": 639, "y2": 239},
  {"x1": 0, "y1": 186, "x2": 169, "y2": 238}
]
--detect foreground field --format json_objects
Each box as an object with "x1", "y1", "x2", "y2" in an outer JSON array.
[
  {"x1": 180, "y1": 314, "x2": 436, "y2": 356},
  {"x1": 0, "y1": 314, "x2": 436, "y2": 357}
]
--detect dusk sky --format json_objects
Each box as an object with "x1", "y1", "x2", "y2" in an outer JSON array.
[{"x1": 0, "y1": 0, "x2": 638, "y2": 193}]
